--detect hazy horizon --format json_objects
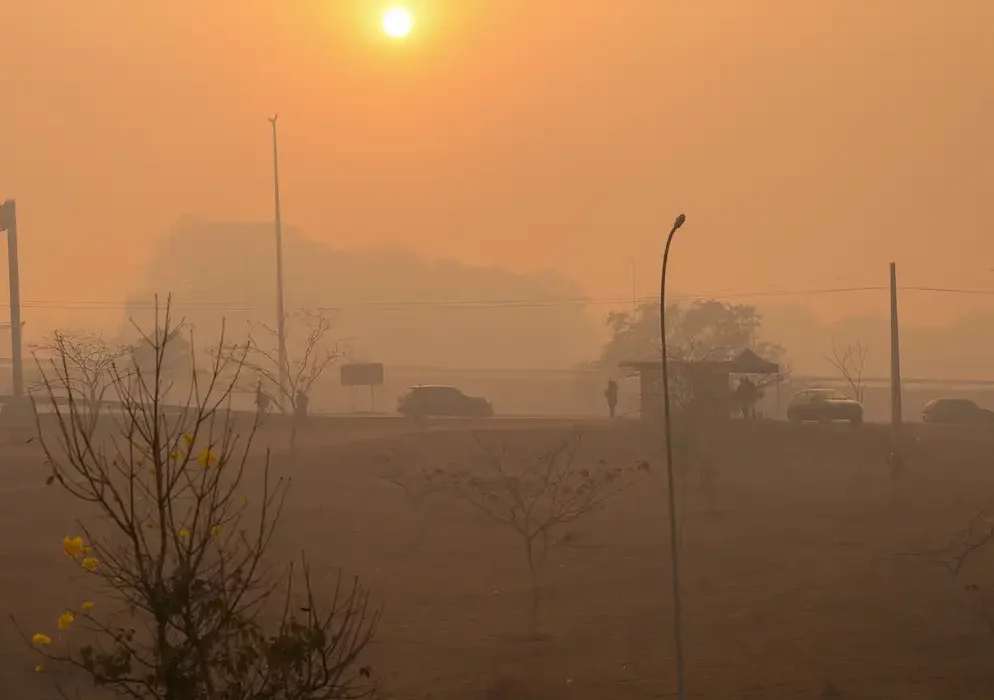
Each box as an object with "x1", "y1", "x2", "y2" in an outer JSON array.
[{"x1": 3, "y1": 213, "x2": 994, "y2": 383}]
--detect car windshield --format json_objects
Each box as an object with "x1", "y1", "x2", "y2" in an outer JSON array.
[
  {"x1": 806, "y1": 389, "x2": 847, "y2": 401},
  {"x1": 415, "y1": 386, "x2": 461, "y2": 398}
]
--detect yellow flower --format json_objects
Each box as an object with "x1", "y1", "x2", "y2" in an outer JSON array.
[
  {"x1": 81, "y1": 601, "x2": 94, "y2": 611},
  {"x1": 81, "y1": 546, "x2": 92, "y2": 555},
  {"x1": 183, "y1": 433, "x2": 194, "y2": 446},
  {"x1": 62, "y1": 536, "x2": 84, "y2": 558},
  {"x1": 145, "y1": 520, "x2": 155, "y2": 529},
  {"x1": 169, "y1": 449, "x2": 183, "y2": 461},
  {"x1": 178, "y1": 529, "x2": 189, "y2": 539},
  {"x1": 197, "y1": 449, "x2": 218, "y2": 468},
  {"x1": 113, "y1": 577, "x2": 124, "y2": 585},
  {"x1": 31, "y1": 633, "x2": 52, "y2": 646},
  {"x1": 81, "y1": 557, "x2": 98, "y2": 572},
  {"x1": 136, "y1": 458, "x2": 144, "y2": 467},
  {"x1": 57, "y1": 611, "x2": 75, "y2": 630},
  {"x1": 210, "y1": 525, "x2": 223, "y2": 537},
  {"x1": 34, "y1": 664, "x2": 43, "y2": 672},
  {"x1": 150, "y1": 466, "x2": 157, "y2": 476}
]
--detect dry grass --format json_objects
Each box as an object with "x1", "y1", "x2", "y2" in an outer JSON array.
[{"x1": 4, "y1": 417, "x2": 994, "y2": 699}]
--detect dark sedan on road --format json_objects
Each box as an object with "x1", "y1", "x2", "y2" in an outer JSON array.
[
  {"x1": 787, "y1": 388, "x2": 863, "y2": 425},
  {"x1": 922, "y1": 398, "x2": 994, "y2": 425},
  {"x1": 397, "y1": 385, "x2": 494, "y2": 419}
]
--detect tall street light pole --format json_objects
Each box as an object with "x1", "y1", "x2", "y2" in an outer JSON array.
[
  {"x1": 269, "y1": 115, "x2": 289, "y2": 413},
  {"x1": 659, "y1": 212, "x2": 687, "y2": 700}
]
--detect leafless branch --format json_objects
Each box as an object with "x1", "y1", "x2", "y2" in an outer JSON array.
[
  {"x1": 825, "y1": 339, "x2": 869, "y2": 403},
  {"x1": 19, "y1": 296, "x2": 377, "y2": 699},
  {"x1": 429, "y1": 432, "x2": 649, "y2": 633},
  {"x1": 30, "y1": 330, "x2": 131, "y2": 434},
  {"x1": 218, "y1": 309, "x2": 346, "y2": 415}
]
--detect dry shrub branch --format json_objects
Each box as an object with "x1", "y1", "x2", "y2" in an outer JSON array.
[
  {"x1": 18, "y1": 299, "x2": 378, "y2": 700},
  {"x1": 436, "y1": 432, "x2": 649, "y2": 634}
]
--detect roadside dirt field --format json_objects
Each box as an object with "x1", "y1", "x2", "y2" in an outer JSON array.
[{"x1": 4, "y1": 417, "x2": 994, "y2": 699}]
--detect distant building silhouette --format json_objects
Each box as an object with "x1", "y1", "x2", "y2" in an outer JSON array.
[{"x1": 123, "y1": 218, "x2": 599, "y2": 371}]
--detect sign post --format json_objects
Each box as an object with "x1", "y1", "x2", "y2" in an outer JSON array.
[{"x1": 340, "y1": 363, "x2": 385, "y2": 413}]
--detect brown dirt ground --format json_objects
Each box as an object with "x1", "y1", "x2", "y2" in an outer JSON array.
[{"x1": 4, "y1": 417, "x2": 994, "y2": 699}]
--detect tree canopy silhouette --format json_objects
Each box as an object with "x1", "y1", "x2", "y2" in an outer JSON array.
[{"x1": 599, "y1": 299, "x2": 785, "y2": 368}]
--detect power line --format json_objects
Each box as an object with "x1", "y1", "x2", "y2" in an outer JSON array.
[
  {"x1": 902, "y1": 286, "x2": 994, "y2": 296},
  {"x1": 6, "y1": 284, "x2": 994, "y2": 313},
  {"x1": 9, "y1": 285, "x2": 890, "y2": 310}
]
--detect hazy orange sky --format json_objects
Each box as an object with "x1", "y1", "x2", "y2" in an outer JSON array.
[{"x1": 2, "y1": 0, "x2": 993, "y2": 332}]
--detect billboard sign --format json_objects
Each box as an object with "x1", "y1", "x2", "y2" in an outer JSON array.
[{"x1": 340, "y1": 363, "x2": 385, "y2": 387}]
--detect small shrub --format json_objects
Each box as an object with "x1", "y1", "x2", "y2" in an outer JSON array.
[
  {"x1": 19, "y1": 300, "x2": 378, "y2": 699},
  {"x1": 436, "y1": 431, "x2": 649, "y2": 634}
]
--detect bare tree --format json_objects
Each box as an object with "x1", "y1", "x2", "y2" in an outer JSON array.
[
  {"x1": 31, "y1": 330, "x2": 129, "y2": 432},
  {"x1": 900, "y1": 509, "x2": 994, "y2": 634},
  {"x1": 18, "y1": 300, "x2": 377, "y2": 699},
  {"x1": 433, "y1": 432, "x2": 649, "y2": 635},
  {"x1": 231, "y1": 309, "x2": 345, "y2": 415},
  {"x1": 217, "y1": 309, "x2": 347, "y2": 450},
  {"x1": 375, "y1": 453, "x2": 445, "y2": 549},
  {"x1": 825, "y1": 339, "x2": 869, "y2": 403},
  {"x1": 376, "y1": 453, "x2": 444, "y2": 512}
]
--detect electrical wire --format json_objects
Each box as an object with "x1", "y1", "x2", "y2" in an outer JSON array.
[
  {"x1": 4, "y1": 283, "x2": 994, "y2": 313},
  {"x1": 10, "y1": 285, "x2": 889, "y2": 311}
]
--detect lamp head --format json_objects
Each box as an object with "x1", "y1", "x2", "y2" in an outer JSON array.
[{"x1": 673, "y1": 214, "x2": 686, "y2": 231}]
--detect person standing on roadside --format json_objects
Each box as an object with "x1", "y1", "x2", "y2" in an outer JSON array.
[
  {"x1": 294, "y1": 390, "x2": 310, "y2": 426},
  {"x1": 605, "y1": 379, "x2": 619, "y2": 419},
  {"x1": 255, "y1": 383, "x2": 271, "y2": 415},
  {"x1": 736, "y1": 377, "x2": 758, "y2": 419}
]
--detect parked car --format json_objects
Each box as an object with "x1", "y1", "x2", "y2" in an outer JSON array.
[
  {"x1": 397, "y1": 385, "x2": 494, "y2": 418},
  {"x1": 921, "y1": 398, "x2": 994, "y2": 425},
  {"x1": 787, "y1": 388, "x2": 863, "y2": 425}
]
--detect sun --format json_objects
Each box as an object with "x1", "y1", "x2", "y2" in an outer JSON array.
[{"x1": 382, "y1": 7, "x2": 414, "y2": 38}]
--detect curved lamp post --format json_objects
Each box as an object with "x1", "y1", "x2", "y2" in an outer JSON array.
[{"x1": 660, "y1": 212, "x2": 687, "y2": 700}]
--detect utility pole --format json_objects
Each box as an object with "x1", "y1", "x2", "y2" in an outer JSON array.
[
  {"x1": 889, "y1": 262, "x2": 903, "y2": 428},
  {"x1": 0, "y1": 199, "x2": 23, "y2": 402},
  {"x1": 887, "y1": 262, "x2": 905, "y2": 498},
  {"x1": 628, "y1": 258, "x2": 638, "y2": 317},
  {"x1": 269, "y1": 115, "x2": 289, "y2": 413}
]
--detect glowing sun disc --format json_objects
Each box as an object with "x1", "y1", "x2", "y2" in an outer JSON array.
[{"x1": 382, "y1": 7, "x2": 413, "y2": 37}]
